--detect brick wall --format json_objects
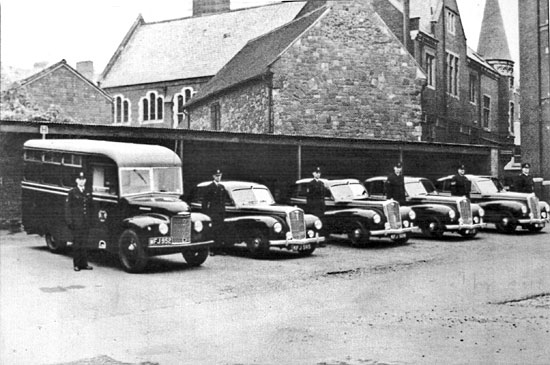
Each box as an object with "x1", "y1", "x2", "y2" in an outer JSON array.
[
  {"x1": 22, "y1": 66, "x2": 112, "y2": 125},
  {"x1": 0, "y1": 133, "x2": 27, "y2": 224}
]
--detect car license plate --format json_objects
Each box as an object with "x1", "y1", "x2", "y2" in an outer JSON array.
[
  {"x1": 149, "y1": 236, "x2": 172, "y2": 245},
  {"x1": 291, "y1": 244, "x2": 311, "y2": 252}
]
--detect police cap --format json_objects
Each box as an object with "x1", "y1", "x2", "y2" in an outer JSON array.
[
  {"x1": 394, "y1": 162, "x2": 402, "y2": 168},
  {"x1": 521, "y1": 163, "x2": 531, "y2": 169},
  {"x1": 458, "y1": 164, "x2": 465, "y2": 170},
  {"x1": 213, "y1": 169, "x2": 222, "y2": 176},
  {"x1": 76, "y1": 171, "x2": 86, "y2": 179},
  {"x1": 313, "y1": 167, "x2": 321, "y2": 173}
]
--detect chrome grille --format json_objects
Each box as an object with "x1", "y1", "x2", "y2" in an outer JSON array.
[
  {"x1": 384, "y1": 201, "x2": 402, "y2": 229},
  {"x1": 289, "y1": 210, "x2": 306, "y2": 239},
  {"x1": 459, "y1": 199, "x2": 473, "y2": 225},
  {"x1": 171, "y1": 214, "x2": 191, "y2": 244},
  {"x1": 528, "y1": 195, "x2": 541, "y2": 219}
]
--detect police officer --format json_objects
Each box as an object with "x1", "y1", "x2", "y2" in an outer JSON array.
[
  {"x1": 386, "y1": 162, "x2": 406, "y2": 204},
  {"x1": 306, "y1": 167, "x2": 326, "y2": 218},
  {"x1": 202, "y1": 169, "x2": 227, "y2": 255},
  {"x1": 450, "y1": 164, "x2": 471, "y2": 198},
  {"x1": 513, "y1": 162, "x2": 535, "y2": 193},
  {"x1": 65, "y1": 171, "x2": 93, "y2": 271}
]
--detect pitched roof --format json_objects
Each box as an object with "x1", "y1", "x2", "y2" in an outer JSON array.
[
  {"x1": 386, "y1": 0, "x2": 442, "y2": 36},
  {"x1": 17, "y1": 60, "x2": 112, "y2": 100},
  {"x1": 99, "y1": 2, "x2": 307, "y2": 88},
  {"x1": 477, "y1": 0, "x2": 511, "y2": 60},
  {"x1": 186, "y1": 6, "x2": 328, "y2": 107},
  {"x1": 467, "y1": 47, "x2": 498, "y2": 75}
]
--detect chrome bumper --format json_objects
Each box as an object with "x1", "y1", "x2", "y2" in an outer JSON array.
[
  {"x1": 147, "y1": 240, "x2": 213, "y2": 249},
  {"x1": 370, "y1": 226, "x2": 415, "y2": 237},
  {"x1": 270, "y1": 235, "x2": 325, "y2": 247},
  {"x1": 445, "y1": 223, "x2": 486, "y2": 231},
  {"x1": 518, "y1": 218, "x2": 548, "y2": 225}
]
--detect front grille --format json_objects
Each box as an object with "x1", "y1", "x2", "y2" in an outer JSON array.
[
  {"x1": 171, "y1": 213, "x2": 191, "y2": 244},
  {"x1": 289, "y1": 210, "x2": 306, "y2": 239},
  {"x1": 459, "y1": 199, "x2": 473, "y2": 225},
  {"x1": 528, "y1": 195, "x2": 541, "y2": 219},
  {"x1": 384, "y1": 201, "x2": 402, "y2": 229}
]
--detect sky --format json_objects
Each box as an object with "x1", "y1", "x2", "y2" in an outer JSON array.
[{"x1": 0, "y1": 0, "x2": 519, "y2": 76}]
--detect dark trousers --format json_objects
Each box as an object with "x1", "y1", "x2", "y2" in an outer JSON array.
[
  {"x1": 72, "y1": 228, "x2": 89, "y2": 268},
  {"x1": 210, "y1": 214, "x2": 225, "y2": 248}
]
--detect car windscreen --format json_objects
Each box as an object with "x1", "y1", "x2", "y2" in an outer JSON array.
[
  {"x1": 120, "y1": 167, "x2": 182, "y2": 196},
  {"x1": 475, "y1": 178, "x2": 499, "y2": 194},
  {"x1": 231, "y1": 187, "x2": 275, "y2": 206},
  {"x1": 331, "y1": 183, "x2": 368, "y2": 200},
  {"x1": 405, "y1": 179, "x2": 436, "y2": 196}
]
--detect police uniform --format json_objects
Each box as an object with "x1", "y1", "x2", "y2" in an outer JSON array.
[
  {"x1": 450, "y1": 165, "x2": 471, "y2": 198},
  {"x1": 306, "y1": 167, "x2": 326, "y2": 217},
  {"x1": 65, "y1": 171, "x2": 93, "y2": 271},
  {"x1": 202, "y1": 170, "x2": 227, "y2": 248},
  {"x1": 386, "y1": 162, "x2": 406, "y2": 204},
  {"x1": 514, "y1": 163, "x2": 534, "y2": 193}
]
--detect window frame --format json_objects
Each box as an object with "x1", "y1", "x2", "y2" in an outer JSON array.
[
  {"x1": 113, "y1": 94, "x2": 131, "y2": 125},
  {"x1": 446, "y1": 51, "x2": 460, "y2": 98},
  {"x1": 468, "y1": 74, "x2": 477, "y2": 104},
  {"x1": 482, "y1": 94, "x2": 491, "y2": 129},
  {"x1": 139, "y1": 91, "x2": 165, "y2": 125},
  {"x1": 425, "y1": 51, "x2": 436, "y2": 89},
  {"x1": 210, "y1": 102, "x2": 221, "y2": 130},
  {"x1": 446, "y1": 10, "x2": 456, "y2": 35},
  {"x1": 172, "y1": 87, "x2": 195, "y2": 128}
]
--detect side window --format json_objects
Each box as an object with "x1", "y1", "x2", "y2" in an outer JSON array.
[
  {"x1": 224, "y1": 190, "x2": 234, "y2": 207},
  {"x1": 92, "y1": 166, "x2": 117, "y2": 195},
  {"x1": 470, "y1": 180, "x2": 481, "y2": 194},
  {"x1": 368, "y1": 181, "x2": 385, "y2": 196}
]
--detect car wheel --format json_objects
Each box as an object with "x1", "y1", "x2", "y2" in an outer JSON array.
[
  {"x1": 527, "y1": 225, "x2": 544, "y2": 232},
  {"x1": 347, "y1": 222, "x2": 369, "y2": 247},
  {"x1": 246, "y1": 229, "x2": 269, "y2": 258},
  {"x1": 495, "y1": 213, "x2": 517, "y2": 233},
  {"x1": 183, "y1": 249, "x2": 209, "y2": 266},
  {"x1": 421, "y1": 219, "x2": 444, "y2": 239},
  {"x1": 459, "y1": 228, "x2": 478, "y2": 238},
  {"x1": 118, "y1": 229, "x2": 148, "y2": 273},
  {"x1": 45, "y1": 232, "x2": 67, "y2": 253},
  {"x1": 391, "y1": 233, "x2": 410, "y2": 245}
]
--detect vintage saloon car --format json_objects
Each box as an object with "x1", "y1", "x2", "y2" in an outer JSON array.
[
  {"x1": 365, "y1": 176, "x2": 485, "y2": 238},
  {"x1": 189, "y1": 181, "x2": 325, "y2": 257},
  {"x1": 435, "y1": 175, "x2": 550, "y2": 233},
  {"x1": 289, "y1": 179, "x2": 416, "y2": 245},
  {"x1": 21, "y1": 139, "x2": 212, "y2": 273}
]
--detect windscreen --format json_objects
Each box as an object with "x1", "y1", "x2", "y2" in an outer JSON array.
[{"x1": 120, "y1": 167, "x2": 182, "y2": 196}]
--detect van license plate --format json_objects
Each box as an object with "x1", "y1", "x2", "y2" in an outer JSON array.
[{"x1": 149, "y1": 237, "x2": 172, "y2": 245}]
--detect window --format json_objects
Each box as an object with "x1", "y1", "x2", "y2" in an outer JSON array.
[
  {"x1": 469, "y1": 74, "x2": 477, "y2": 104},
  {"x1": 483, "y1": 95, "x2": 491, "y2": 129},
  {"x1": 173, "y1": 87, "x2": 195, "y2": 128},
  {"x1": 446, "y1": 52, "x2": 459, "y2": 97},
  {"x1": 210, "y1": 102, "x2": 221, "y2": 130},
  {"x1": 425, "y1": 52, "x2": 435, "y2": 88},
  {"x1": 140, "y1": 91, "x2": 164, "y2": 123},
  {"x1": 509, "y1": 102, "x2": 515, "y2": 133},
  {"x1": 446, "y1": 10, "x2": 456, "y2": 35},
  {"x1": 114, "y1": 95, "x2": 131, "y2": 124}
]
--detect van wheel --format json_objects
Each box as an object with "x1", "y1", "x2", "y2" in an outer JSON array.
[
  {"x1": 246, "y1": 229, "x2": 269, "y2": 258},
  {"x1": 118, "y1": 229, "x2": 148, "y2": 273},
  {"x1": 183, "y1": 249, "x2": 209, "y2": 267},
  {"x1": 347, "y1": 222, "x2": 369, "y2": 247},
  {"x1": 45, "y1": 233, "x2": 67, "y2": 253}
]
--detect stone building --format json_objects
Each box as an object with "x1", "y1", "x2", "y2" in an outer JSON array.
[
  {"x1": 185, "y1": 1, "x2": 425, "y2": 141},
  {"x1": 99, "y1": 0, "x2": 308, "y2": 128},
  {"x1": 519, "y1": 0, "x2": 550, "y2": 201}
]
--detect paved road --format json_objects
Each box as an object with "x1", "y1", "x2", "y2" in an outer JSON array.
[{"x1": 1, "y1": 227, "x2": 549, "y2": 365}]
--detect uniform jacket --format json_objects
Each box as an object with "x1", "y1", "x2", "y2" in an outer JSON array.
[
  {"x1": 386, "y1": 172, "x2": 406, "y2": 204},
  {"x1": 306, "y1": 178, "x2": 326, "y2": 217},
  {"x1": 65, "y1": 187, "x2": 93, "y2": 230},
  {"x1": 513, "y1": 173, "x2": 534, "y2": 193},
  {"x1": 202, "y1": 181, "x2": 227, "y2": 219},
  {"x1": 450, "y1": 174, "x2": 471, "y2": 198}
]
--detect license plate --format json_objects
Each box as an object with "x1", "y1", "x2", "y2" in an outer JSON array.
[
  {"x1": 149, "y1": 236, "x2": 172, "y2": 245},
  {"x1": 291, "y1": 244, "x2": 311, "y2": 252},
  {"x1": 391, "y1": 233, "x2": 406, "y2": 239}
]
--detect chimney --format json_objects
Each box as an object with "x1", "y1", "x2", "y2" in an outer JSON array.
[
  {"x1": 193, "y1": 0, "x2": 230, "y2": 16},
  {"x1": 76, "y1": 61, "x2": 94, "y2": 81}
]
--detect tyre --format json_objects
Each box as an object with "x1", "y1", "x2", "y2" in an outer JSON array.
[
  {"x1": 118, "y1": 229, "x2": 148, "y2": 273},
  {"x1": 495, "y1": 213, "x2": 517, "y2": 233},
  {"x1": 459, "y1": 228, "x2": 478, "y2": 239},
  {"x1": 347, "y1": 222, "x2": 369, "y2": 247},
  {"x1": 45, "y1": 233, "x2": 67, "y2": 253},
  {"x1": 527, "y1": 225, "x2": 544, "y2": 232},
  {"x1": 246, "y1": 229, "x2": 270, "y2": 258},
  {"x1": 420, "y1": 218, "x2": 444, "y2": 239},
  {"x1": 183, "y1": 249, "x2": 209, "y2": 266}
]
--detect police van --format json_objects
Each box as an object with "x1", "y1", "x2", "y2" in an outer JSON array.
[{"x1": 21, "y1": 139, "x2": 212, "y2": 272}]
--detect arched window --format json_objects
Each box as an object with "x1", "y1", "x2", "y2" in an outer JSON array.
[
  {"x1": 114, "y1": 95, "x2": 131, "y2": 124},
  {"x1": 140, "y1": 91, "x2": 164, "y2": 124},
  {"x1": 172, "y1": 87, "x2": 195, "y2": 128}
]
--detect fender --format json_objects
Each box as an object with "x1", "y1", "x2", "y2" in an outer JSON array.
[
  {"x1": 304, "y1": 213, "x2": 323, "y2": 228},
  {"x1": 190, "y1": 212, "x2": 212, "y2": 224},
  {"x1": 324, "y1": 208, "x2": 379, "y2": 220},
  {"x1": 122, "y1": 213, "x2": 169, "y2": 231},
  {"x1": 477, "y1": 200, "x2": 525, "y2": 218},
  {"x1": 225, "y1": 215, "x2": 283, "y2": 230},
  {"x1": 409, "y1": 203, "x2": 455, "y2": 224}
]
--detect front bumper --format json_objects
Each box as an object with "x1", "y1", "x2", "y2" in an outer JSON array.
[
  {"x1": 445, "y1": 222, "x2": 486, "y2": 231},
  {"x1": 147, "y1": 240, "x2": 213, "y2": 250},
  {"x1": 518, "y1": 218, "x2": 548, "y2": 225},
  {"x1": 370, "y1": 226, "x2": 415, "y2": 237},
  {"x1": 270, "y1": 235, "x2": 325, "y2": 248}
]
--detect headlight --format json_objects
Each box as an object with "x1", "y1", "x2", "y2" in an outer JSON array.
[
  {"x1": 307, "y1": 230, "x2": 315, "y2": 238},
  {"x1": 373, "y1": 214, "x2": 381, "y2": 224},
  {"x1": 448, "y1": 209, "x2": 456, "y2": 220},
  {"x1": 542, "y1": 211, "x2": 548, "y2": 219},
  {"x1": 194, "y1": 220, "x2": 203, "y2": 233},
  {"x1": 403, "y1": 220, "x2": 410, "y2": 228},
  {"x1": 478, "y1": 207, "x2": 485, "y2": 217},
  {"x1": 408, "y1": 210, "x2": 416, "y2": 220},
  {"x1": 158, "y1": 223, "x2": 169, "y2": 235},
  {"x1": 474, "y1": 216, "x2": 479, "y2": 223},
  {"x1": 314, "y1": 219, "x2": 323, "y2": 230},
  {"x1": 521, "y1": 205, "x2": 528, "y2": 214},
  {"x1": 273, "y1": 222, "x2": 283, "y2": 233}
]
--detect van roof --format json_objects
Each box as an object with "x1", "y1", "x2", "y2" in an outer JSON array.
[{"x1": 24, "y1": 139, "x2": 181, "y2": 167}]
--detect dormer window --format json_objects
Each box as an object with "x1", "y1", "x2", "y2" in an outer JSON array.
[
  {"x1": 140, "y1": 91, "x2": 164, "y2": 124},
  {"x1": 446, "y1": 10, "x2": 456, "y2": 35}
]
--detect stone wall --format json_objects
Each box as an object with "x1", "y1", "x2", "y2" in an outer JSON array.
[
  {"x1": 0, "y1": 133, "x2": 27, "y2": 224},
  {"x1": 22, "y1": 67, "x2": 112, "y2": 125},
  {"x1": 271, "y1": 0, "x2": 424, "y2": 140}
]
